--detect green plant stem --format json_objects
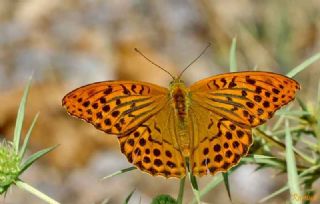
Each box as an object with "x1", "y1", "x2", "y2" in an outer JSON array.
[
  {"x1": 272, "y1": 125, "x2": 306, "y2": 136},
  {"x1": 190, "y1": 174, "x2": 224, "y2": 204},
  {"x1": 102, "y1": 166, "x2": 136, "y2": 180},
  {"x1": 286, "y1": 52, "x2": 320, "y2": 78},
  {"x1": 177, "y1": 177, "x2": 186, "y2": 204},
  {"x1": 189, "y1": 172, "x2": 200, "y2": 204},
  {"x1": 229, "y1": 37, "x2": 237, "y2": 72},
  {"x1": 15, "y1": 180, "x2": 60, "y2": 204},
  {"x1": 285, "y1": 120, "x2": 301, "y2": 204}
]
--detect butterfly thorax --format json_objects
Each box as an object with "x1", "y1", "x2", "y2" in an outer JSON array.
[{"x1": 170, "y1": 80, "x2": 191, "y2": 157}]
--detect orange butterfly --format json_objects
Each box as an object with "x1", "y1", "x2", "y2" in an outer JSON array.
[{"x1": 62, "y1": 57, "x2": 299, "y2": 178}]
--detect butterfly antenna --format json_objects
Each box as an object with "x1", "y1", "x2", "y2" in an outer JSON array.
[
  {"x1": 134, "y1": 48, "x2": 175, "y2": 79},
  {"x1": 177, "y1": 43, "x2": 211, "y2": 79}
]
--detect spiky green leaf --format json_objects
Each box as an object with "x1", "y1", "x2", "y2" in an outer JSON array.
[
  {"x1": 229, "y1": 37, "x2": 238, "y2": 72},
  {"x1": 102, "y1": 166, "x2": 136, "y2": 180},
  {"x1": 20, "y1": 145, "x2": 58, "y2": 174},
  {"x1": 19, "y1": 113, "x2": 40, "y2": 158},
  {"x1": 286, "y1": 53, "x2": 320, "y2": 77},
  {"x1": 285, "y1": 120, "x2": 301, "y2": 204},
  {"x1": 13, "y1": 78, "x2": 32, "y2": 153}
]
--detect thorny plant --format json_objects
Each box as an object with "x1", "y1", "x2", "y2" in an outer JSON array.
[{"x1": 0, "y1": 79, "x2": 59, "y2": 204}]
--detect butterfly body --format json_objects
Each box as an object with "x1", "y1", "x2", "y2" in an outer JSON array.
[
  {"x1": 63, "y1": 71, "x2": 300, "y2": 178},
  {"x1": 170, "y1": 80, "x2": 192, "y2": 157}
]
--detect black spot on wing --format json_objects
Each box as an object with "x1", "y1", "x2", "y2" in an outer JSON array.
[{"x1": 120, "y1": 84, "x2": 130, "y2": 95}]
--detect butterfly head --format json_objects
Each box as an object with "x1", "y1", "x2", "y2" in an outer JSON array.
[{"x1": 169, "y1": 78, "x2": 185, "y2": 89}]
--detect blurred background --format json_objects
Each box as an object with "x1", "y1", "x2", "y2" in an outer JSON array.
[{"x1": 0, "y1": 0, "x2": 320, "y2": 203}]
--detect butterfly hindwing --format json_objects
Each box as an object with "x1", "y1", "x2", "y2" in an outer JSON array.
[
  {"x1": 190, "y1": 103, "x2": 252, "y2": 176},
  {"x1": 118, "y1": 103, "x2": 186, "y2": 178},
  {"x1": 190, "y1": 71, "x2": 300, "y2": 127}
]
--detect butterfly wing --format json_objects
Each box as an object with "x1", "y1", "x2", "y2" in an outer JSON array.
[
  {"x1": 62, "y1": 81, "x2": 186, "y2": 178},
  {"x1": 62, "y1": 81, "x2": 169, "y2": 134},
  {"x1": 189, "y1": 71, "x2": 300, "y2": 176},
  {"x1": 190, "y1": 71, "x2": 300, "y2": 127},
  {"x1": 189, "y1": 103, "x2": 252, "y2": 176},
  {"x1": 118, "y1": 102, "x2": 186, "y2": 178}
]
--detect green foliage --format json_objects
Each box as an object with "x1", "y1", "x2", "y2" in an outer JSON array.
[
  {"x1": 285, "y1": 120, "x2": 301, "y2": 204},
  {"x1": 229, "y1": 37, "x2": 238, "y2": 72},
  {"x1": 176, "y1": 177, "x2": 185, "y2": 204},
  {"x1": 151, "y1": 194, "x2": 177, "y2": 204},
  {"x1": 286, "y1": 53, "x2": 320, "y2": 78},
  {"x1": 13, "y1": 77, "x2": 31, "y2": 153},
  {"x1": 188, "y1": 172, "x2": 200, "y2": 203},
  {"x1": 0, "y1": 141, "x2": 20, "y2": 192},
  {"x1": 222, "y1": 172, "x2": 232, "y2": 202},
  {"x1": 102, "y1": 166, "x2": 136, "y2": 180},
  {"x1": 0, "y1": 79, "x2": 60, "y2": 204},
  {"x1": 124, "y1": 190, "x2": 135, "y2": 204}
]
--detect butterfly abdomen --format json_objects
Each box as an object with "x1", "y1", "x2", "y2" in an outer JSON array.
[{"x1": 171, "y1": 84, "x2": 191, "y2": 156}]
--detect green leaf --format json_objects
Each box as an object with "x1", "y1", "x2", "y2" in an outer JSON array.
[
  {"x1": 100, "y1": 197, "x2": 110, "y2": 204},
  {"x1": 176, "y1": 177, "x2": 185, "y2": 204},
  {"x1": 251, "y1": 154, "x2": 276, "y2": 159},
  {"x1": 222, "y1": 172, "x2": 232, "y2": 201},
  {"x1": 19, "y1": 113, "x2": 40, "y2": 158},
  {"x1": 254, "y1": 129, "x2": 286, "y2": 150},
  {"x1": 272, "y1": 112, "x2": 286, "y2": 131},
  {"x1": 300, "y1": 139, "x2": 318, "y2": 151},
  {"x1": 0, "y1": 184, "x2": 11, "y2": 195},
  {"x1": 259, "y1": 164, "x2": 320, "y2": 203},
  {"x1": 317, "y1": 80, "x2": 320, "y2": 110},
  {"x1": 242, "y1": 155, "x2": 284, "y2": 168},
  {"x1": 286, "y1": 52, "x2": 320, "y2": 77},
  {"x1": 297, "y1": 98, "x2": 308, "y2": 112},
  {"x1": 191, "y1": 174, "x2": 224, "y2": 204},
  {"x1": 259, "y1": 182, "x2": 290, "y2": 203},
  {"x1": 102, "y1": 166, "x2": 136, "y2": 180},
  {"x1": 151, "y1": 194, "x2": 177, "y2": 204},
  {"x1": 229, "y1": 37, "x2": 237, "y2": 72},
  {"x1": 272, "y1": 125, "x2": 306, "y2": 137},
  {"x1": 292, "y1": 147, "x2": 315, "y2": 165},
  {"x1": 285, "y1": 120, "x2": 301, "y2": 204},
  {"x1": 300, "y1": 164, "x2": 320, "y2": 177},
  {"x1": 20, "y1": 145, "x2": 58, "y2": 174},
  {"x1": 13, "y1": 78, "x2": 32, "y2": 153},
  {"x1": 275, "y1": 110, "x2": 310, "y2": 116},
  {"x1": 124, "y1": 189, "x2": 135, "y2": 204},
  {"x1": 189, "y1": 172, "x2": 200, "y2": 204}
]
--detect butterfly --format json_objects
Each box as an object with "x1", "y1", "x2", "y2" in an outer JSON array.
[{"x1": 62, "y1": 66, "x2": 300, "y2": 178}]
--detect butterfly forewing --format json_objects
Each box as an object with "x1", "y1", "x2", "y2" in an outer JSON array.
[
  {"x1": 62, "y1": 81, "x2": 168, "y2": 134},
  {"x1": 190, "y1": 71, "x2": 300, "y2": 127}
]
